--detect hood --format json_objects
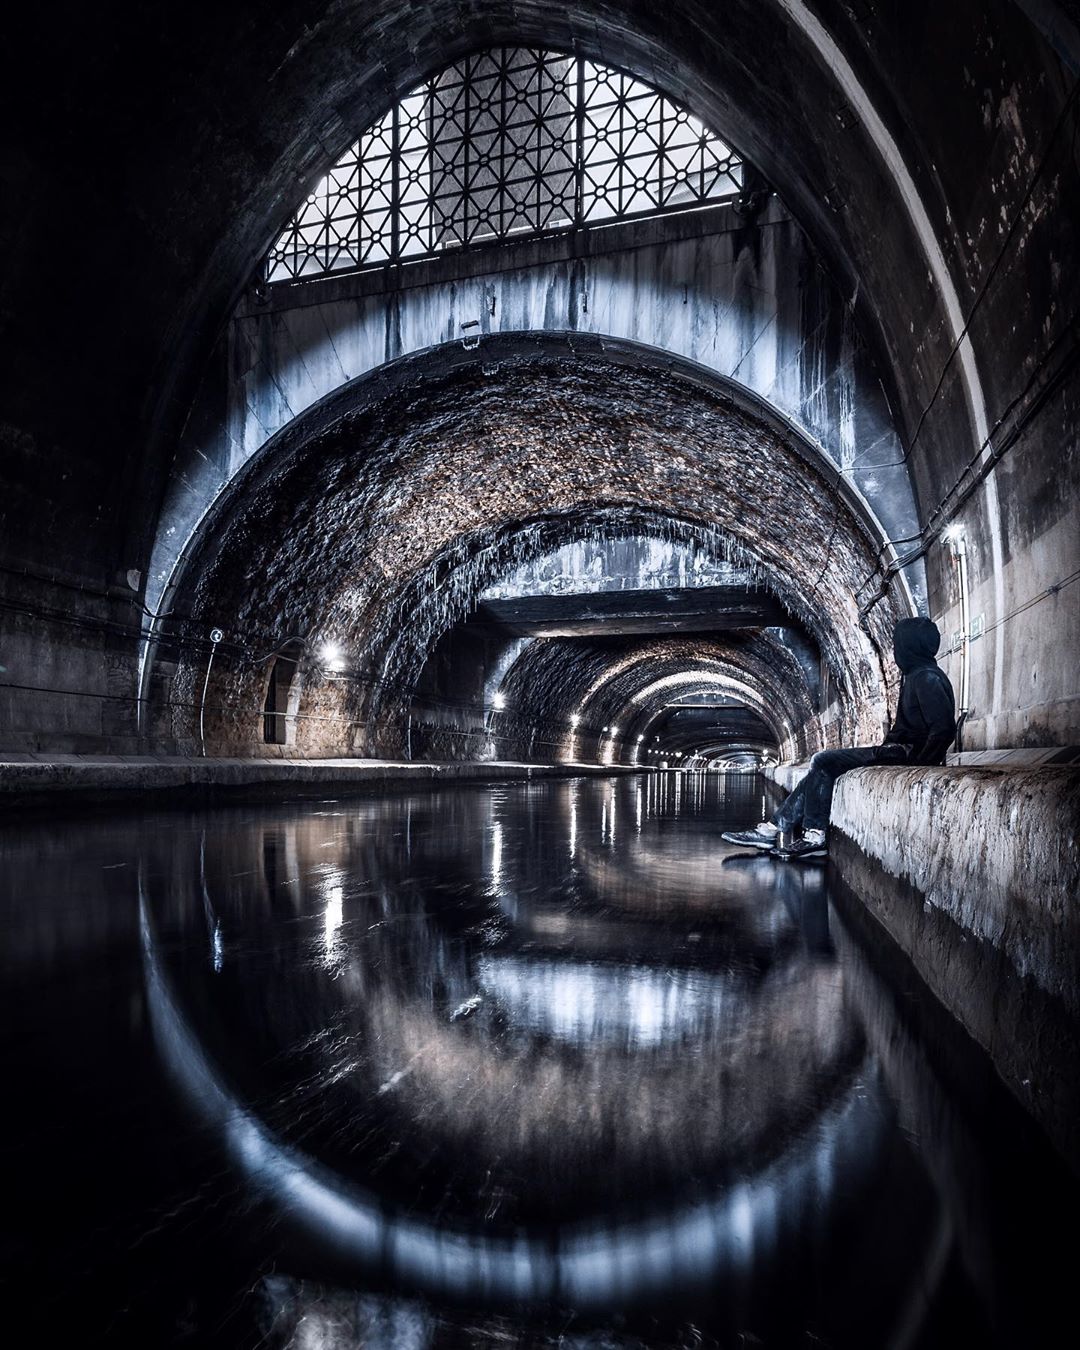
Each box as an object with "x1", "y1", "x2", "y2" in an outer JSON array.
[{"x1": 892, "y1": 617, "x2": 941, "y2": 673}]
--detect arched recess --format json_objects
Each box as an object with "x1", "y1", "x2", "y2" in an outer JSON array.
[
  {"x1": 487, "y1": 633, "x2": 816, "y2": 765},
  {"x1": 261, "y1": 639, "x2": 304, "y2": 748},
  {"x1": 144, "y1": 334, "x2": 907, "y2": 759}
]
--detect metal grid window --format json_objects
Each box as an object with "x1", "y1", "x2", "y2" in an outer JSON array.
[{"x1": 267, "y1": 49, "x2": 744, "y2": 283}]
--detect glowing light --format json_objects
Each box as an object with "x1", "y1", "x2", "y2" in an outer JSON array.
[
  {"x1": 324, "y1": 882, "x2": 344, "y2": 951},
  {"x1": 490, "y1": 819, "x2": 504, "y2": 888},
  {"x1": 569, "y1": 712, "x2": 581, "y2": 729},
  {"x1": 944, "y1": 521, "x2": 968, "y2": 562},
  {"x1": 319, "y1": 640, "x2": 346, "y2": 672},
  {"x1": 491, "y1": 691, "x2": 507, "y2": 710}
]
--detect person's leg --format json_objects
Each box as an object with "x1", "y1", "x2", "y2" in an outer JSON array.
[
  {"x1": 771, "y1": 776, "x2": 807, "y2": 832},
  {"x1": 801, "y1": 746, "x2": 889, "y2": 832}
]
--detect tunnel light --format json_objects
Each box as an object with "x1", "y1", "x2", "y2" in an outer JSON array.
[
  {"x1": 319, "y1": 640, "x2": 346, "y2": 672},
  {"x1": 943, "y1": 522, "x2": 968, "y2": 557},
  {"x1": 570, "y1": 712, "x2": 580, "y2": 729},
  {"x1": 491, "y1": 691, "x2": 507, "y2": 711},
  {"x1": 637, "y1": 734, "x2": 644, "y2": 742}
]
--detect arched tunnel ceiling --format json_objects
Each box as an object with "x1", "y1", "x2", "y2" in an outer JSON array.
[
  {"x1": 3, "y1": 0, "x2": 1072, "y2": 578},
  {"x1": 2, "y1": 0, "x2": 1076, "y2": 758},
  {"x1": 155, "y1": 339, "x2": 900, "y2": 753},
  {"x1": 495, "y1": 634, "x2": 813, "y2": 763}
]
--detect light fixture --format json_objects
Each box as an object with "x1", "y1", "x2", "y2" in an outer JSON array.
[
  {"x1": 319, "y1": 640, "x2": 345, "y2": 672},
  {"x1": 491, "y1": 691, "x2": 506, "y2": 710},
  {"x1": 570, "y1": 712, "x2": 580, "y2": 728}
]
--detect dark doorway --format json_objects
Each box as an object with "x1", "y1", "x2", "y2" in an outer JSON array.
[{"x1": 263, "y1": 647, "x2": 301, "y2": 744}]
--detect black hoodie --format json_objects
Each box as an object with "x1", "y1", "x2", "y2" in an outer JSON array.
[{"x1": 883, "y1": 617, "x2": 957, "y2": 765}]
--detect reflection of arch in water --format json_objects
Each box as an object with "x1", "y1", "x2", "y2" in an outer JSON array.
[{"x1": 141, "y1": 884, "x2": 889, "y2": 1308}]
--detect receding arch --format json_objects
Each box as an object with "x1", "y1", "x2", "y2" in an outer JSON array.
[{"x1": 145, "y1": 333, "x2": 906, "y2": 759}]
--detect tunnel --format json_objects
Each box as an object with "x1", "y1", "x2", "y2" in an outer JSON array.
[{"x1": 1, "y1": 3, "x2": 1078, "y2": 1347}]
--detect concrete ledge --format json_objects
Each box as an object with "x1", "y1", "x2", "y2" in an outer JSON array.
[
  {"x1": 829, "y1": 764, "x2": 1080, "y2": 1172},
  {"x1": 765, "y1": 762, "x2": 811, "y2": 794},
  {"x1": 0, "y1": 756, "x2": 639, "y2": 810}
]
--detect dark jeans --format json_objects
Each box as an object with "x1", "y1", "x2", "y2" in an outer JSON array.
[{"x1": 772, "y1": 744, "x2": 910, "y2": 834}]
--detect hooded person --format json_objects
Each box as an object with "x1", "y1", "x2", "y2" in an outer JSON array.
[
  {"x1": 885, "y1": 616, "x2": 957, "y2": 766},
  {"x1": 721, "y1": 617, "x2": 956, "y2": 861}
]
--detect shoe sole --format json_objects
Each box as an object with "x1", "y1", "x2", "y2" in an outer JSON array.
[
  {"x1": 721, "y1": 836, "x2": 775, "y2": 851},
  {"x1": 771, "y1": 848, "x2": 827, "y2": 862}
]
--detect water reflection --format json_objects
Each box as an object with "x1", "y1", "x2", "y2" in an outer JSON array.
[{"x1": 1, "y1": 775, "x2": 1075, "y2": 1347}]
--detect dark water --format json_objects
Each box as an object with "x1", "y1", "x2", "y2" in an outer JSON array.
[{"x1": 1, "y1": 773, "x2": 1075, "y2": 1348}]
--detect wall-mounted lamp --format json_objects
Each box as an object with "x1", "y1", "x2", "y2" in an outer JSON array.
[
  {"x1": 491, "y1": 691, "x2": 507, "y2": 711},
  {"x1": 943, "y1": 522, "x2": 967, "y2": 555},
  {"x1": 198, "y1": 627, "x2": 224, "y2": 758},
  {"x1": 319, "y1": 640, "x2": 346, "y2": 673},
  {"x1": 569, "y1": 712, "x2": 580, "y2": 729}
]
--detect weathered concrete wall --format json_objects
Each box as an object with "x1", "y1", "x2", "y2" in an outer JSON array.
[{"x1": 829, "y1": 765, "x2": 1080, "y2": 1170}]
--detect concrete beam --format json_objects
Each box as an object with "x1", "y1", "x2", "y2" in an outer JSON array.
[{"x1": 470, "y1": 585, "x2": 792, "y2": 638}]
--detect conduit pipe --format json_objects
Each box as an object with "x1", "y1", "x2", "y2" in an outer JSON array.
[{"x1": 945, "y1": 526, "x2": 971, "y2": 746}]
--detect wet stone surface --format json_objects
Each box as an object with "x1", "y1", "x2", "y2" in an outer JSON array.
[{"x1": 1, "y1": 774, "x2": 1076, "y2": 1348}]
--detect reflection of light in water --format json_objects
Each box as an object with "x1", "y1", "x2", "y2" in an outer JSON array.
[
  {"x1": 212, "y1": 922, "x2": 224, "y2": 973},
  {"x1": 476, "y1": 954, "x2": 737, "y2": 1047},
  {"x1": 324, "y1": 882, "x2": 344, "y2": 954},
  {"x1": 635, "y1": 784, "x2": 643, "y2": 834},
  {"x1": 569, "y1": 799, "x2": 578, "y2": 860},
  {"x1": 490, "y1": 820, "x2": 504, "y2": 890},
  {"x1": 143, "y1": 883, "x2": 883, "y2": 1308}
]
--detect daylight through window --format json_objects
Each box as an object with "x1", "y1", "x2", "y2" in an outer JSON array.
[{"x1": 267, "y1": 48, "x2": 744, "y2": 282}]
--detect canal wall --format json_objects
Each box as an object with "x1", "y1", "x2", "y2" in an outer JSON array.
[
  {"x1": 766, "y1": 760, "x2": 1080, "y2": 1173},
  {"x1": 0, "y1": 755, "x2": 640, "y2": 811}
]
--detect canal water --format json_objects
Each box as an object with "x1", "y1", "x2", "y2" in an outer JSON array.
[{"x1": 1, "y1": 774, "x2": 1074, "y2": 1348}]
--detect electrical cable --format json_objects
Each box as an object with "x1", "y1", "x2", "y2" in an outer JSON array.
[
  {"x1": 8, "y1": 562, "x2": 1072, "y2": 740},
  {"x1": 858, "y1": 306, "x2": 1080, "y2": 616},
  {"x1": 901, "y1": 74, "x2": 1080, "y2": 464}
]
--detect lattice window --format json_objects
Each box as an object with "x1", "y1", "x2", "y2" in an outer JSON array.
[{"x1": 267, "y1": 49, "x2": 744, "y2": 284}]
